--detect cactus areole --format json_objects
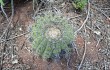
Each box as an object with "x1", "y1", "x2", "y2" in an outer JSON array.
[
  {"x1": 31, "y1": 12, "x2": 74, "y2": 60},
  {"x1": 45, "y1": 27, "x2": 61, "y2": 40}
]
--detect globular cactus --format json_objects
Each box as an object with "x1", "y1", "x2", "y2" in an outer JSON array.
[{"x1": 31, "y1": 12, "x2": 74, "y2": 61}]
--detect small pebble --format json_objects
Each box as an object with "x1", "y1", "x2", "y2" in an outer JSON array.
[
  {"x1": 12, "y1": 59, "x2": 18, "y2": 64},
  {"x1": 93, "y1": 31, "x2": 101, "y2": 35}
]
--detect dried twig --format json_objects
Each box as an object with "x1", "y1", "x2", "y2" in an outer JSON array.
[
  {"x1": 78, "y1": 25, "x2": 87, "y2": 70},
  {"x1": 91, "y1": 4, "x2": 110, "y2": 21},
  {"x1": 0, "y1": 5, "x2": 9, "y2": 22},
  {"x1": 74, "y1": 0, "x2": 90, "y2": 34},
  {"x1": 68, "y1": 15, "x2": 83, "y2": 20},
  {"x1": 96, "y1": 37, "x2": 103, "y2": 47},
  {"x1": 33, "y1": 2, "x2": 43, "y2": 20},
  {"x1": 0, "y1": 46, "x2": 4, "y2": 70},
  {"x1": 0, "y1": 32, "x2": 29, "y2": 43},
  {"x1": 0, "y1": 0, "x2": 14, "y2": 41},
  {"x1": 77, "y1": 0, "x2": 90, "y2": 69},
  {"x1": 100, "y1": 8, "x2": 110, "y2": 10},
  {"x1": 0, "y1": 0, "x2": 14, "y2": 69},
  {"x1": 78, "y1": 40, "x2": 87, "y2": 70}
]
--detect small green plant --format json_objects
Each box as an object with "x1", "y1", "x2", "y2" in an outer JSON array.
[
  {"x1": 31, "y1": 12, "x2": 74, "y2": 60},
  {"x1": 72, "y1": 0, "x2": 87, "y2": 10},
  {"x1": 0, "y1": 0, "x2": 4, "y2": 6}
]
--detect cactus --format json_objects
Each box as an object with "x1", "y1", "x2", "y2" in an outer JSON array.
[{"x1": 31, "y1": 12, "x2": 74, "y2": 60}]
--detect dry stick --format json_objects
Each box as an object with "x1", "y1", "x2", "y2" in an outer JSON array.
[
  {"x1": 0, "y1": 1, "x2": 14, "y2": 69},
  {"x1": 33, "y1": 0, "x2": 35, "y2": 11},
  {"x1": 74, "y1": 1, "x2": 90, "y2": 69},
  {"x1": 0, "y1": 5, "x2": 10, "y2": 39},
  {"x1": 0, "y1": 44, "x2": 4, "y2": 70},
  {"x1": 0, "y1": 0, "x2": 14, "y2": 41},
  {"x1": 33, "y1": 2, "x2": 43, "y2": 20},
  {"x1": 0, "y1": 5, "x2": 9, "y2": 22},
  {"x1": 74, "y1": 0, "x2": 90, "y2": 34},
  {"x1": 78, "y1": 25, "x2": 87, "y2": 70},
  {"x1": 74, "y1": 1, "x2": 90, "y2": 68},
  {"x1": 75, "y1": 0, "x2": 90, "y2": 70},
  {"x1": 68, "y1": 15, "x2": 83, "y2": 21},
  {"x1": 96, "y1": 37, "x2": 103, "y2": 47},
  {"x1": 78, "y1": 40, "x2": 87, "y2": 70},
  {"x1": 91, "y1": 4, "x2": 110, "y2": 21},
  {"x1": 100, "y1": 8, "x2": 110, "y2": 10},
  {"x1": 0, "y1": 32, "x2": 29, "y2": 43}
]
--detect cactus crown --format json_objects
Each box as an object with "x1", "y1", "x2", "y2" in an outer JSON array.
[{"x1": 31, "y1": 12, "x2": 74, "y2": 60}]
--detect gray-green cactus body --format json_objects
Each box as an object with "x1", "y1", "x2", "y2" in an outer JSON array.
[{"x1": 31, "y1": 12, "x2": 74, "y2": 60}]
